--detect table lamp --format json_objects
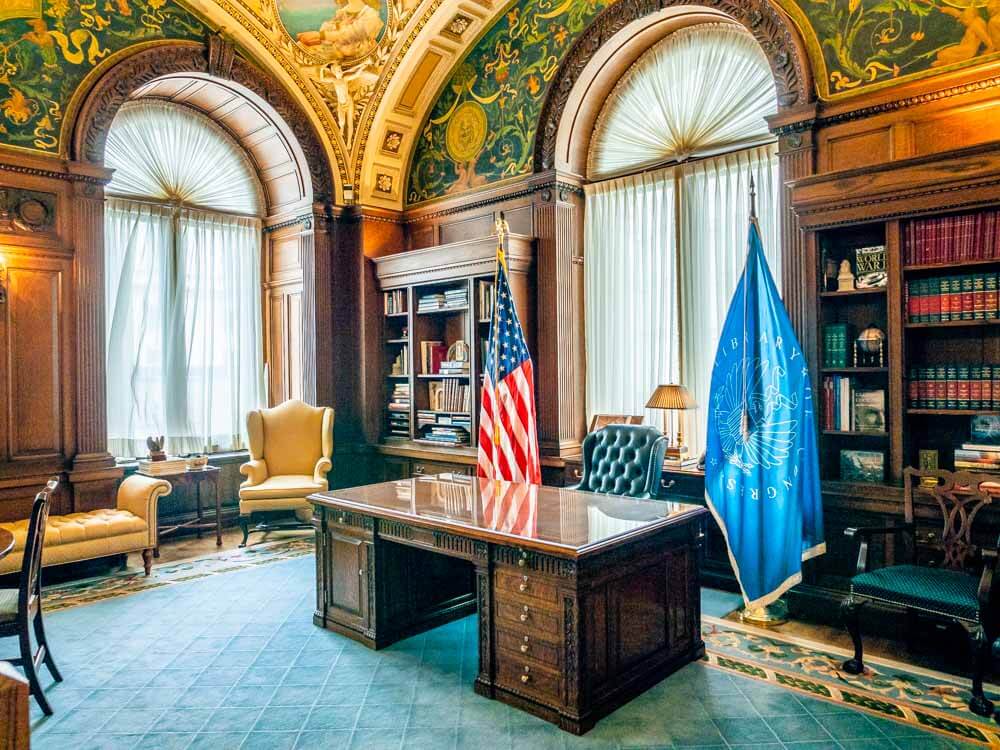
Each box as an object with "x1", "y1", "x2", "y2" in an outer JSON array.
[{"x1": 645, "y1": 384, "x2": 697, "y2": 460}]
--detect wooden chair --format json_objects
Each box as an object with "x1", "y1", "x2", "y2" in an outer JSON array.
[
  {"x1": 840, "y1": 468, "x2": 1000, "y2": 717},
  {"x1": 0, "y1": 478, "x2": 62, "y2": 715}
]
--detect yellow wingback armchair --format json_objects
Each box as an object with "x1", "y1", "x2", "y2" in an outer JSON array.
[{"x1": 238, "y1": 399, "x2": 334, "y2": 547}]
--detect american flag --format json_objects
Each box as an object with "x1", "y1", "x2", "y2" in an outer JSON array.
[
  {"x1": 477, "y1": 219, "x2": 541, "y2": 484},
  {"x1": 479, "y1": 478, "x2": 538, "y2": 537}
]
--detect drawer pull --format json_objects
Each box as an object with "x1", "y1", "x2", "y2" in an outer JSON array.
[
  {"x1": 519, "y1": 582, "x2": 528, "y2": 593},
  {"x1": 358, "y1": 569, "x2": 364, "y2": 576},
  {"x1": 519, "y1": 605, "x2": 530, "y2": 622},
  {"x1": 521, "y1": 673, "x2": 531, "y2": 684},
  {"x1": 520, "y1": 643, "x2": 529, "y2": 653},
  {"x1": 517, "y1": 550, "x2": 528, "y2": 568}
]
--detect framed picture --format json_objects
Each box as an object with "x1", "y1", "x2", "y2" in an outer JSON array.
[{"x1": 588, "y1": 414, "x2": 644, "y2": 432}]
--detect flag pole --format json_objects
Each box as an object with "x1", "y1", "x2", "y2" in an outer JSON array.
[
  {"x1": 491, "y1": 213, "x2": 508, "y2": 485},
  {"x1": 739, "y1": 175, "x2": 789, "y2": 628}
]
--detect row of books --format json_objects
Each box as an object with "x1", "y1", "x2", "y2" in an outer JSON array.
[
  {"x1": 383, "y1": 289, "x2": 406, "y2": 315},
  {"x1": 907, "y1": 365, "x2": 1000, "y2": 409},
  {"x1": 417, "y1": 288, "x2": 468, "y2": 312},
  {"x1": 420, "y1": 340, "x2": 446, "y2": 374},
  {"x1": 477, "y1": 280, "x2": 496, "y2": 319},
  {"x1": 904, "y1": 210, "x2": 1000, "y2": 266},
  {"x1": 429, "y1": 380, "x2": 471, "y2": 412},
  {"x1": 906, "y1": 274, "x2": 1000, "y2": 323},
  {"x1": 390, "y1": 345, "x2": 409, "y2": 376},
  {"x1": 822, "y1": 323, "x2": 853, "y2": 368},
  {"x1": 387, "y1": 382, "x2": 411, "y2": 438},
  {"x1": 822, "y1": 377, "x2": 886, "y2": 432},
  {"x1": 954, "y1": 444, "x2": 1000, "y2": 471},
  {"x1": 439, "y1": 360, "x2": 470, "y2": 375},
  {"x1": 417, "y1": 425, "x2": 470, "y2": 446}
]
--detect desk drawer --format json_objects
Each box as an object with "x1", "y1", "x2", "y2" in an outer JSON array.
[
  {"x1": 496, "y1": 599, "x2": 560, "y2": 635},
  {"x1": 496, "y1": 628, "x2": 561, "y2": 668},
  {"x1": 496, "y1": 653, "x2": 563, "y2": 706},
  {"x1": 495, "y1": 568, "x2": 559, "y2": 606}
]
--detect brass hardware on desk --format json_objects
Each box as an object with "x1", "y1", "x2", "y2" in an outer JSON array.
[
  {"x1": 518, "y1": 550, "x2": 529, "y2": 568},
  {"x1": 520, "y1": 605, "x2": 530, "y2": 622},
  {"x1": 519, "y1": 575, "x2": 529, "y2": 593},
  {"x1": 521, "y1": 665, "x2": 531, "y2": 683},
  {"x1": 520, "y1": 635, "x2": 530, "y2": 653},
  {"x1": 413, "y1": 464, "x2": 425, "y2": 475},
  {"x1": 661, "y1": 478, "x2": 676, "y2": 491}
]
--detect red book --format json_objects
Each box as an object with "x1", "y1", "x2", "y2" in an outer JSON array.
[{"x1": 429, "y1": 343, "x2": 447, "y2": 375}]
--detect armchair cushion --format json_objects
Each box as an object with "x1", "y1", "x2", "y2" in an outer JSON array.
[
  {"x1": 851, "y1": 564, "x2": 980, "y2": 621},
  {"x1": 238, "y1": 475, "x2": 325, "y2": 501}
]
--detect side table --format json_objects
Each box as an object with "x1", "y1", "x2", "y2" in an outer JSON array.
[{"x1": 140, "y1": 466, "x2": 223, "y2": 556}]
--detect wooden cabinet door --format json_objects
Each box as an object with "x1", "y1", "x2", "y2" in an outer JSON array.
[{"x1": 325, "y1": 531, "x2": 370, "y2": 632}]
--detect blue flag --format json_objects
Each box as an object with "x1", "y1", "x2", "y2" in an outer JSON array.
[{"x1": 704, "y1": 220, "x2": 824, "y2": 609}]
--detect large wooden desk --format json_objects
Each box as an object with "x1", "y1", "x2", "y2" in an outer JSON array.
[{"x1": 309, "y1": 474, "x2": 707, "y2": 734}]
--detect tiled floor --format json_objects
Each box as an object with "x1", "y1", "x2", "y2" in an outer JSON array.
[{"x1": 16, "y1": 555, "x2": 976, "y2": 750}]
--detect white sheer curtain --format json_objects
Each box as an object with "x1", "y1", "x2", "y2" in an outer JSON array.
[
  {"x1": 584, "y1": 169, "x2": 680, "y2": 430},
  {"x1": 588, "y1": 23, "x2": 776, "y2": 180},
  {"x1": 105, "y1": 101, "x2": 265, "y2": 458},
  {"x1": 678, "y1": 144, "x2": 780, "y2": 455}
]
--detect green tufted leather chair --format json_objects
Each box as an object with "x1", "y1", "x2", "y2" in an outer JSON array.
[
  {"x1": 570, "y1": 424, "x2": 668, "y2": 500},
  {"x1": 841, "y1": 468, "x2": 1000, "y2": 718}
]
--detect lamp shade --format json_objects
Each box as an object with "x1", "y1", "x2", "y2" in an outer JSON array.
[{"x1": 645, "y1": 384, "x2": 696, "y2": 410}]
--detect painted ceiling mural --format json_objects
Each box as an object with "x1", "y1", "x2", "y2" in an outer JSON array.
[
  {"x1": 407, "y1": 0, "x2": 1000, "y2": 204},
  {"x1": 0, "y1": 0, "x2": 204, "y2": 153}
]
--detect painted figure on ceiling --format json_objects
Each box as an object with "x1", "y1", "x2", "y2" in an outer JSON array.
[
  {"x1": 933, "y1": 3, "x2": 995, "y2": 66},
  {"x1": 286, "y1": 0, "x2": 385, "y2": 61}
]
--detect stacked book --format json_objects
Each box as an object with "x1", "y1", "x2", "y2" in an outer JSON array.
[
  {"x1": 418, "y1": 425, "x2": 471, "y2": 446},
  {"x1": 906, "y1": 274, "x2": 999, "y2": 323},
  {"x1": 905, "y1": 210, "x2": 1000, "y2": 265},
  {"x1": 444, "y1": 288, "x2": 468, "y2": 309},
  {"x1": 387, "y1": 383, "x2": 410, "y2": 438},
  {"x1": 955, "y1": 444, "x2": 1000, "y2": 472},
  {"x1": 417, "y1": 411, "x2": 472, "y2": 431},
  {"x1": 384, "y1": 289, "x2": 406, "y2": 315},
  {"x1": 822, "y1": 323, "x2": 851, "y2": 368},
  {"x1": 908, "y1": 364, "x2": 1000, "y2": 409},
  {"x1": 822, "y1": 377, "x2": 886, "y2": 432},
  {"x1": 138, "y1": 458, "x2": 187, "y2": 476},
  {"x1": 439, "y1": 358, "x2": 470, "y2": 375},
  {"x1": 478, "y1": 280, "x2": 496, "y2": 319},
  {"x1": 417, "y1": 293, "x2": 447, "y2": 312}
]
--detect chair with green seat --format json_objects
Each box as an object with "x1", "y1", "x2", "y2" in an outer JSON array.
[
  {"x1": 840, "y1": 467, "x2": 1000, "y2": 717},
  {"x1": 570, "y1": 424, "x2": 669, "y2": 499}
]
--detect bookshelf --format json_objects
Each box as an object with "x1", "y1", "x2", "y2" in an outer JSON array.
[
  {"x1": 372, "y1": 234, "x2": 535, "y2": 467},
  {"x1": 793, "y1": 148, "x2": 1000, "y2": 489}
]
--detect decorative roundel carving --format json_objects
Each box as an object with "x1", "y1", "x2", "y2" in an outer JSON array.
[
  {"x1": 16, "y1": 198, "x2": 49, "y2": 229},
  {"x1": 445, "y1": 101, "x2": 488, "y2": 163}
]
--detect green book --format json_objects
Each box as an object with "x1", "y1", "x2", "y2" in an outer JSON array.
[
  {"x1": 939, "y1": 276, "x2": 950, "y2": 322},
  {"x1": 935, "y1": 364, "x2": 948, "y2": 409},
  {"x1": 946, "y1": 364, "x2": 958, "y2": 409},
  {"x1": 971, "y1": 365, "x2": 983, "y2": 409},
  {"x1": 962, "y1": 275, "x2": 975, "y2": 320},
  {"x1": 957, "y1": 365, "x2": 971, "y2": 410}
]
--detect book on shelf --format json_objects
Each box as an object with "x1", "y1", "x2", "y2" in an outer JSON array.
[
  {"x1": 428, "y1": 379, "x2": 470, "y2": 412},
  {"x1": 822, "y1": 323, "x2": 851, "y2": 368},
  {"x1": 478, "y1": 280, "x2": 496, "y2": 319},
  {"x1": 384, "y1": 289, "x2": 406, "y2": 315},
  {"x1": 390, "y1": 344, "x2": 409, "y2": 375},
  {"x1": 906, "y1": 273, "x2": 1000, "y2": 323},
  {"x1": 417, "y1": 288, "x2": 468, "y2": 312},
  {"x1": 905, "y1": 209, "x2": 1000, "y2": 266},
  {"x1": 419, "y1": 340, "x2": 445, "y2": 374},
  {"x1": 443, "y1": 288, "x2": 468, "y2": 308},
  {"x1": 418, "y1": 425, "x2": 470, "y2": 446},
  {"x1": 822, "y1": 377, "x2": 885, "y2": 432},
  {"x1": 907, "y1": 364, "x2": 999, "y2": 409},
  {"x1": 439, "y1": 359, "x2": 470, "y2": 375},
  {"x1": 971, "y1": 415, "x2": 1000, "y2": 442},
  {"x1": 854, "y1": 246, "x2": 887, "y2": 288},
  {"x1": 417, "y1": 293, "x2": 446, "y2": 312},
  {"x1": 840, "y1": 449, "x2": 884, "y2": 483}
]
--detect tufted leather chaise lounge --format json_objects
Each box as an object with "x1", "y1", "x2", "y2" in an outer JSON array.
[
  {"x1": 570, "y1": 424, "x2": 669, "y2": 499},
  {"x1": 0, "y1": 475, "x2": 171, "y2": 577}
]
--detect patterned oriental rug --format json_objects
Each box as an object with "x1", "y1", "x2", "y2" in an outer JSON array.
[
  {"x1": 703, "y1": 614, "x2": 1000, "y2": 747},
  {"x1": 36, "y1": 537, "x2": 1000, "y2": 746}
]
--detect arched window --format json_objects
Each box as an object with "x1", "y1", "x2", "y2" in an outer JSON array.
[
  {"x1": 584, "y1": 24, "x2": 780, "y2": 456},
  {"x1": 104, "y1": 100, "x2": 266, "y2": 458}
]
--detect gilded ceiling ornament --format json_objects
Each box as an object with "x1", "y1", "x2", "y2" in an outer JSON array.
[{"x1": 271, "y1": 0, "x2": 420, "y2": 148}]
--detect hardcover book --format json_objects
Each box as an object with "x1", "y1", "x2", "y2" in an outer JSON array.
[
  {"x1": 853, "y1": 389, "x2": 886, "y2": 432},
  {"x1": 854, "y1": 245, "x2": 887, "y2": 288},
  {"x1": 840, "y1": 450, "x2": 885, "y2": 483}
]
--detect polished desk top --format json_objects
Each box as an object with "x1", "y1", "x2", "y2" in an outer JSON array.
[
  {"x1": 309, "y1": 474, "x2": 706, "y2": 557},
  {"x1": 0, "y1": 528, "x2": 13, "y2": 560}
]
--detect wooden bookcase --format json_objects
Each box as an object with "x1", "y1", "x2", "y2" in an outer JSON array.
[
  {"x1": 792, "y1": 145, "x2": 1000, "y2": 491},
  {"x1": 371, "y1": 234, "x2": 535, "y2": 472}
]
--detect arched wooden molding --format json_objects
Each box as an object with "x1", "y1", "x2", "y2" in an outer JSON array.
[
  {"x1": 535, "y1": 0, "x2": 814, "y2": 173},
  {"x1": 71, "y1": 39, "x2": 336, "y2": 204}
]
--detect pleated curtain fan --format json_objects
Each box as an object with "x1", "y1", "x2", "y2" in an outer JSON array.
[
  {"x1": 104, "y1": 100, "x2": 266, "y2": 458},
  {"x1": 587, "y1": 23, "x2": 777, "y2": 181},
  {"x1": 584, "y1": 24, "x2": 781, "y2": 456}
]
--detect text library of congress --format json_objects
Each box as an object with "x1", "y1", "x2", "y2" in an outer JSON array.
[{"x1": 4, "y1": 0, "x2": 1000, "y2": 747}]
